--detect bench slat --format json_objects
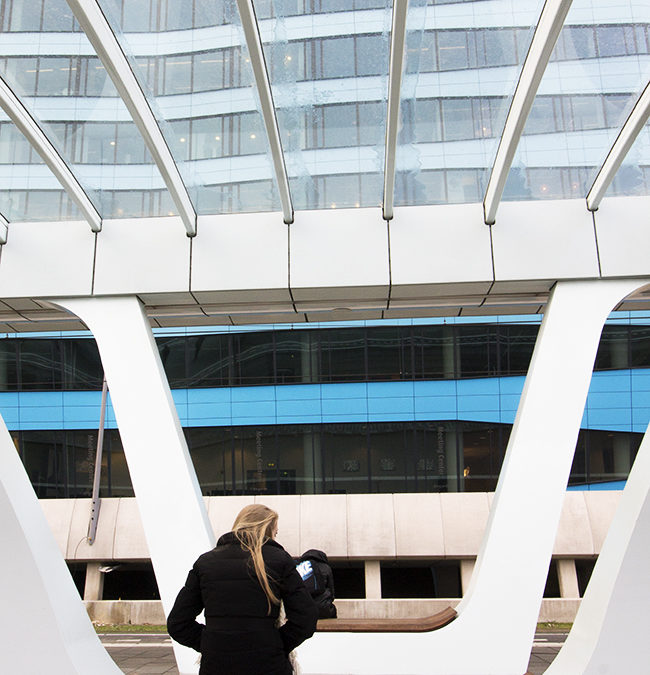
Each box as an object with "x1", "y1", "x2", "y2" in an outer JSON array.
[{"x1": 316, "y1": 606, "x2": 457, "y2": 633}]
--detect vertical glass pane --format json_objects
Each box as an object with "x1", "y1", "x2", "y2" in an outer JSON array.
[
  {"x1": 187, "y1": 427, "x2": 233, "y2": 496},
  {"x1": 98, "y1": 0, "x2": 280, "y2": 215},
  {"x1": 503, "y1": 0, "x2": 650, "y2": 202},
  {"x1": 322, "y1": 423, "x2": 369, "y2": 493},
  {"x1": 233, "y1": 333, "x2": 275, "y2": 385},
  {"x1": 233, "y1": 426, "x2": 278, "y2": 495},
  {"x1": 459, "y1": 423, "x2": 504, "y2": 492},
  {"x1": 587, "y1": 430, "x2": 634, "y2": 484},
  {"x1": 262, "y1": 0, "x2": 392, "y2": 210},
  {"x1": 105, "y1": 430, "x2": 133, "y2": 496},
  {"x1": 366, "y1": 326, "x2": 404, "y2": 380},
  {"x1": 0, "y1": 1, "x2": 177, "y2": 220},
  {"x1": 275, "y1": 331, "x2": 311, "y2": 384},
  {"x1": 319, "y1": 329, "x2": 366, "y2": 382},
  {"x1": 457, "y1": 325, "x2": 497, "y2": 377},
  {"x1": 21, "y1": 430, "x2": 66, "y2": 498},
  {"x1": 409, "y1": 422, "x2": 457, "y2": 492},
  {"x1": 396, "y1": 1, "x2": 542, "y2": 207},
  {"x1": 18, "y1": 339, "x2": 62, "y2": 390},
  {"x1": 187, "y1": 334, "x2": 232, "y2": 387},
  {"x1": 368, "y1": 423, "x2": 407, "y2": 493},
  {"x1": 498, "y1": 324, "x2": 537, "y2": 375},
  {"x1": 0, "y1": 340, "x2": 18, "y2": 390},
  {"x1": 411, "y1": 325, "x2": 454, "y2": 379},
  {"x1": 62, "y1": 339, "x2": 103, "y2": 390},
  {"x1": 158, "y1": 336, "x2": 187, "y2": 388}
]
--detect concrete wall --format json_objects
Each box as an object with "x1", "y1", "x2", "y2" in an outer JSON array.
[
  {"x1": 42, "y1": 491, "x2": 620, "y2": 562},
  {"x1": 45, "y1": 491, "x2": 619, "y2": 624}
]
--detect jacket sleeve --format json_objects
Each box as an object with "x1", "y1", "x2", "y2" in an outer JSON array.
[
  {"x1": 166, "y1": 567, "x2": 205, "y2": 652},
  {"x1": 278, "y1": 559, "x2": 319, "y2": 654}
]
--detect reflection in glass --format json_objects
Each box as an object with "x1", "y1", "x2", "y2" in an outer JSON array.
[
  {"x1": 503, "y1": 1, "x2": 650, "y2": 201},
  {"x1": 18, "y1": 420, "x2": 639, "y2": 498},
  {"x1": 261, "y1": 0, "x2": 391, "y2": 210}
]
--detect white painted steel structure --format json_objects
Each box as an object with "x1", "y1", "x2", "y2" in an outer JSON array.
[
  {"x1": 482, "y1": 0, "x2": 573, "y2": 225},
  {"x1": 236, "y1": 0, "x2": 294, "y2": 224},
  {"x1": 0, "y1": 75, "x2": 102, "y2": 233},
  {"x1": 587, "y1": 81, "x2": 650, "y2": 212},
  {"x1": 0, "y1": 1, "x2": 649, "y2": 674},
  {"x1": 65, "y1": 0, "x2": 198, "y2": 236},
  {"x1": 382, "y1": 0, "x2": 409, "y2": 222}
]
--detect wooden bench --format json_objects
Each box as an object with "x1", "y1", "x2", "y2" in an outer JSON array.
[{"x1": 316, "y1": 606, "x2": 457, "y2": 633}]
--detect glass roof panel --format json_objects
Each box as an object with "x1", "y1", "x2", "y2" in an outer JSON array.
[
  {"x1": 0, "y1": 117, "x2": 83, "y2": 221},
  {"x1": 96, "y1": 0, "x2": 281, "y2": 215},
  {"x1": 0, "y1": 0, "x2": 177, "y2": 220},
  {"x1": 257, "y1": 0, "x2": 392, "y2": 211},
  {"x1": 501, "y1": 0, "x2": 650, "y2": 202},
  {"x1": 608, "y1": 117, "x2": 650, "y2": 199},
  {"x1": 394, "y1": 0, "x2": 543, "y2": 208}
]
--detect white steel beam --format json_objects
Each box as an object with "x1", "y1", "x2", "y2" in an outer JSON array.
[
  {"x1": 0, "y1": 212, "x2": 8, "y2": 245},
  {"x1": 482, "y1": 0, "x2": 573, "y2": 225},
  {"x1": 383, "y1": 0, "x2": 409, "y2": 222},
  {"x1": 236, "y1": 0, "x2": 294, "y2": 224},
  {"x1": 0, "y1": 76, "x2": 102, "y2": 233},
  {"x1": 57, "y1": 296, "x2": 215, "y2": 675},
  {"x1": 66, "y1": 0, "x2": 197, "y2": 236},
  {"x1": 587, "y1": 81, "x2": 650, "y2": 211},
  {"x1": 0, "y1": 411, "x2": 122, "y2": 674}
]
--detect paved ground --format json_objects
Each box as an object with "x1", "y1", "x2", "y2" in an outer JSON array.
[{"x1": 100, "y1": 631, "x2": 567, "y2": 674}]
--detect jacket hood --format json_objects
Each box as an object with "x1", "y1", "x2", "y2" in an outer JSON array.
[{"x1": 300, "y1": 548, "x2": 329, "y2": 564}]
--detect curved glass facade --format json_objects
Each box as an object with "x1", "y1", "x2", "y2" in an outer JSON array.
[{"x1": 0, "y1": 0, "x2": 647, "y2": 221}]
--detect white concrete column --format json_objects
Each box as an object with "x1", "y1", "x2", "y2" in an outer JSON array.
[
  {"x1": 56, "y1": 296, "x2": 215, "y2": 675},
  {"x1": 0, "y1": 413, "x2": 122, "y2": 674},
  {"x1": 297, "y1": 278, "x2": 645, "y2": 675},
  {"x1": 460, "y1": 559, "x2": 475, "y2": 596},
  {"x1": 84, "y1": 562, "x2": 105, "y2": 601},
  {"x1": 365, "y1": 560, "x2": 382, "y2": 599},
  {"x1": 557, "y1": 559, "x2": 580, "y2": 599},
  {"x1": 545, "y1": 414, "x2": 650, "y2": 673}
]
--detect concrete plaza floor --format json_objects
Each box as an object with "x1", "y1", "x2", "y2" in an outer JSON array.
[{"x1": 100, "y1": 631, "x2": 566, "y2": 674}]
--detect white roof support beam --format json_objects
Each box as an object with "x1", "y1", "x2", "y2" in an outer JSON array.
[
  {"x1": 587, "y1": 81, "x2": 650, "y2": 211},
  {"x1": 383, "y1": 0, "x2": 409, "y2": 222},
  {"x1": 0, "y1": 212, "x2": 8, "y2": 245},
  {"x1": 66, "y1": 0, "x2": 197, "y2": 236},
  {"x1": 0, "y1": 76, "x2": 102, "y2": 233},
  {"x1": 236, "y1": 0, "x2": 294, "y2": 225},
  {"x1": 482, "y1": 0, "x2": 573, "y2": 225}
]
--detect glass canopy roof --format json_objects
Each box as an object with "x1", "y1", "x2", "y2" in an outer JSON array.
[{"x1": 0, "y1": 0, "x2": 647, "y2": 226}]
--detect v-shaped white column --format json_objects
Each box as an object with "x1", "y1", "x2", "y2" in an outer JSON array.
[
  {"x1": 297, "y1": 278, "x2": 646, "y2": 674},
  {"x1": 0, "y1": 410, "x2": 123, "y2": 674},
  {"x1": 545, "y1": 414, "x2": 650, "y2": 672},
  {"x1": 57, "y1": 296, "x2": 215, "y2": 675}
]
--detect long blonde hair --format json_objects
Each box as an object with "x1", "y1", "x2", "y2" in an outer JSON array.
[{"x1": 232, "y1": 504, "x2": 280, "y2": 612}]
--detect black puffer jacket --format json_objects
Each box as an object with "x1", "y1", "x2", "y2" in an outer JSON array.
[{"x1": 167, "y1": 533, "x2": 318, "y2": 675}]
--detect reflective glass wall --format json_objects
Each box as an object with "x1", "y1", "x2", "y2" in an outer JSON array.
[
  {"x1": 16, "y1": 422, "x2": 640, "y2": 499},
  {"x1": 1, "y1": 322, "x2": 649, "y2": 390}
]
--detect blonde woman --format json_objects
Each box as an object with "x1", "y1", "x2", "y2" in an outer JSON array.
[{"x1": 167, "y1": 504, "x2": 318, "y2": 674}]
